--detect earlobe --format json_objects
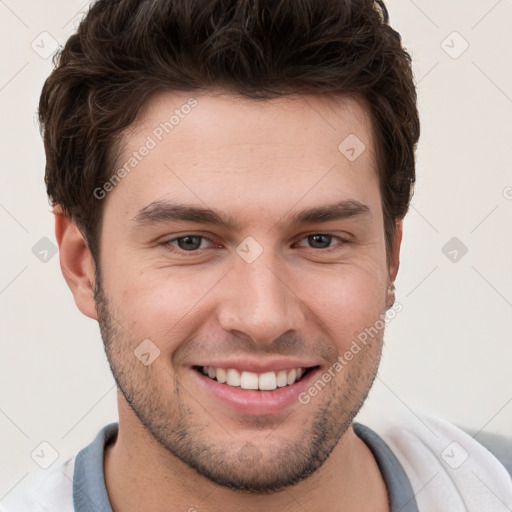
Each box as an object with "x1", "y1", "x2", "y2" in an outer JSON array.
[{"x1": 54, "y1": 207, "x2": 98, "y2": 320}]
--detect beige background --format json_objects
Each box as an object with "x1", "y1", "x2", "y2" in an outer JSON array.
[{"x1": 1, "y1": 0, "x2": 511, "y2": 497}]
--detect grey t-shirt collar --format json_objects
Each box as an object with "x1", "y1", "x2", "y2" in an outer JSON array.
[
  {"x1": 353, "y1": 423, "x2": 419, "y2": 512},
  {"x1": 73, "y1": 422, "x2": 117, "y2": 512},
  {"x1": 73, "y1": 422, "x2": 418, "y2": 512}
]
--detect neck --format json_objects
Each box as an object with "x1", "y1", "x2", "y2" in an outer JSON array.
[{"x1": 104, "y1": 413, "x2": 389, "y2": 512}]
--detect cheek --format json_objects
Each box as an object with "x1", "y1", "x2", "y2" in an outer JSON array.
[
  {"x1": 298, "y1": 262, "x2": 388, "y2": 345},
  {"x1": 107, "y1": 265, "x2": 222, "y2": 342},
  {"x1": 101, "y1": 237, "x2": 388, "y2": 352}
]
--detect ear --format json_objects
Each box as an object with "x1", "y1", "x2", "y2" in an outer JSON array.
[
  {"x1": 386, "y1": 219, "x2": 403, "y2": 309},
  {"x1": 54, "y1": 207, "x2": 98, "y2": 320}
]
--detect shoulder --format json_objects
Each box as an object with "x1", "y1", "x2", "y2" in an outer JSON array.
[
  {"x1": 0, "y1": 457, "x2": 75, "y2": 512},
  {"x1": 0, "y1": 422, "x2": 118, "y2": 512},
  {"x1": 459, "y1": 426, "x2": 512, "y2": 478},
  {"x1": 363, "y1": 410, "x2": 512, "y2": 511}
]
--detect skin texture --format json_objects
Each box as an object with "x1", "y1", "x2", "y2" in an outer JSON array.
[{"x1": 55, "y1": 91, "x2": 402, "y2": 512}]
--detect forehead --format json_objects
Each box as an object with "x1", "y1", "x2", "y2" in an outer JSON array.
[
  {"x1": 106, "y1": 90, "x2": 380, "y2": 224},
  {"x1": 130, "y1": 89, "x2": 375, "y2": 155}
]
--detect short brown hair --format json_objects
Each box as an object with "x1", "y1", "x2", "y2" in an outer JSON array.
[{"x1": 38, "y1": 0, "x2": 419, "y2": 262}]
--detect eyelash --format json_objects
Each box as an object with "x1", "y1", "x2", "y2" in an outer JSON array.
[{"x1": 162, "y1": 233, "x2": 350, "y2": 255}]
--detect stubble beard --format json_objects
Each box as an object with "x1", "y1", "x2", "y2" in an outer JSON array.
[{"x1": 93, "y1": 276, "x2": 383, "y2": 493}]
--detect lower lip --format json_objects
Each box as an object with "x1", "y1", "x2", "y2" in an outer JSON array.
[{"x1": 192, "y1": 367, "x2": 320, "y2": 416}]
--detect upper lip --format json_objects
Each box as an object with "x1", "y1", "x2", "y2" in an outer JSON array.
[{"x1": 192, "y1": 358, "x2": 319, "y2": 373}]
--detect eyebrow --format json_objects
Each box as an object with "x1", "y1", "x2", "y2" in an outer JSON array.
[{"x1": 131, "y1": 199, "x2": 372, "y2": 230}]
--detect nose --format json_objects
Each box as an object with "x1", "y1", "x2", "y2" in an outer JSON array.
[{"x1": 217, "y1": 247, "x2": 306, "y2": 346}]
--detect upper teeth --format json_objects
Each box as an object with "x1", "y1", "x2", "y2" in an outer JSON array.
[{"x1": 201, "y1": 366, "x2": 304, "y2": 391}]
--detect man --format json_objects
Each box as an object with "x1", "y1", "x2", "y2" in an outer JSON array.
[{"x1": 2, "y1": 0, "x2": 511, "y2": 511}]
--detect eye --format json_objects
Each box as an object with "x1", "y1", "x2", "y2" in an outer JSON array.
[
  {"x1": 162, "y1": 232, "x2": 349, "y2": 256},
  {"x1": 164, "y1": 235, "x2": 215, "y2": 253},
  {"x1": 295, "y1": 234, "x2": 349, "y2": 250}
]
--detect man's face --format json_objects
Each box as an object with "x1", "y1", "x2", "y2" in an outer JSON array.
[{"x1": 93, "y1": 91, "x2": 398, "y2": 492}]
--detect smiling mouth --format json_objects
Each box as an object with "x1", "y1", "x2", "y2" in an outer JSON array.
[{"x1": 193, "y1": 365, "x2": 318, "y2": 391}]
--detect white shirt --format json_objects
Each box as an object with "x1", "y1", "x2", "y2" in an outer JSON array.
[{"x1": 1, "y1": 411, "x2": 511, "y2": 512}]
